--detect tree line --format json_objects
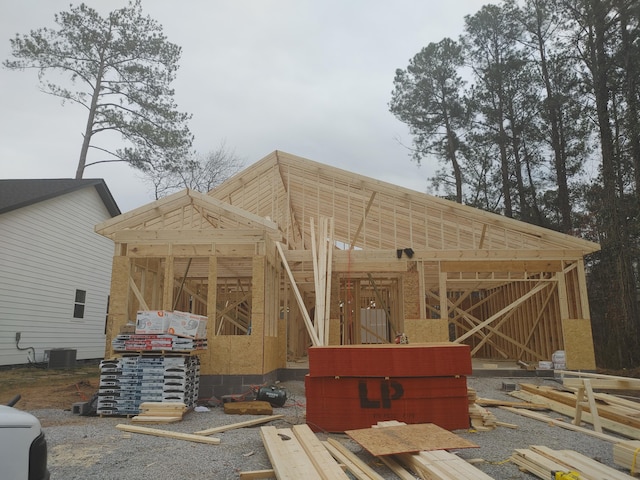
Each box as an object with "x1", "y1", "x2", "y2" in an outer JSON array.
[{"x1": 390, "y1": 0, "x2": 640, "y2": 369}]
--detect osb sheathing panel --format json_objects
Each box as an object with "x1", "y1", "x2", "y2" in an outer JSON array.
[
  {"x1": 404, "y1": 319, "x2": 449, "y2": 343},
  {"x1": 403, "y1": 267, "x2": 421, "y2": 319},
  {"x1": 562, "y1": 318, "x2": 596, "y2": 370},
  {"x1": 263, "y1": 335, "x2": 282, "y2": 372},
  {"x1": 328, "y1": 318, "x2": 341, "y2": 345},
  {"x1": 208, "y1": 336, "x2": 263, "y2": 375},
  {"x1": 277, "y1": 316, "x2": 287, "y2": 366}
]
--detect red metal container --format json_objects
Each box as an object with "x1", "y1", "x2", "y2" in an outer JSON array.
[
  {"x1": 305, "y1": 375, "x2": 469, "y2": 432},
  {"x1": 307, "y1": 343, "x2": 472, "y2": 378}
]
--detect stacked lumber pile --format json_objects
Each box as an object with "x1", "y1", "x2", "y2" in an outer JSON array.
[
  {"x1": 349, "y1": 420, "x2": 491, "y2": 479},
  {"x1": 511, "y1": 445, "x2": 635, "y2": 479},
  {"x1": 395, "y1": 450, "x2": 493, "y2": 479},
  {"x1": 305, "y1": 343, "x2": 472, "y2": 432},
  {"x1": 257, "y1": 420, "x2": 492, "y2": 480},
  {"x1": 509, "y1": 379, "x2": 640, "y2": 439},
  {"x1": 259, "y1": 424, "x2": 350, "y2": 479},
  {"x1": 613, "y1": 440, "x2": 640, "y2": 475},
  {"x1": 468, "y1": 388, "x2": 498, "y2": 431},
  {"x1": 131, "y1": 401, "x2": 187, "y2": 423}
]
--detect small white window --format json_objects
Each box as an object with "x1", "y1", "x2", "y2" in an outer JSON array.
[{"x1": 73, "y1": 289, "x2": 86, "y2": 319}]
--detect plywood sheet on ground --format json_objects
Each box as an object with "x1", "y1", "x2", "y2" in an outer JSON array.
[{"x1": 344, "y1": 423, "x2": 478, "y2": 456}]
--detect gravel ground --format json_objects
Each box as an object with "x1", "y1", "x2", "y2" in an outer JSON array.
[{"x1": 33, "y1": 375, "x2": 630, "y2": 479}]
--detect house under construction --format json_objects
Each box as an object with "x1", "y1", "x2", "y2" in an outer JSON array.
[{"x1": 95, "y1": 151, "x2": 601, "y2": 397}]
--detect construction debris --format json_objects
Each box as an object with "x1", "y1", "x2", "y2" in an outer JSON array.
[
  {"x1": 344, "y1": 422, "x2": 478, "y2": 456},
  {"x1": 224, "y1": 400, "x2": 273, "y2": 415},
  {"x1": 131, "y1": 401, "x2": 187, "y2": 424},
  {"x1": 115, "y1": 423, "x2": 220, "y2": 444},
  {"x1": 510, "y1": 382, "x2": 640, "y2": 439},
  {"x1": 323, "y1": 437, "x2": 385, "y2": 480},
  {"x1": 364, "y1": 420, "x2": 491, "y2": 480},
  {"x1": 469, "y1": 387, "x2": 498, "y2": 430},
  {"x1": 500, "y1": 406, "x2": 621, "y2": 443},
  {"x1": 511, "y1": 445, "x2": 634, "y2": 479},
  {"x1": 193, "y1": 414, "x2": 284, "y2": 436}
]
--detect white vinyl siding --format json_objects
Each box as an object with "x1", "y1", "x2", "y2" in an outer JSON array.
[{"x1": 0, "y1": 187, "x2": 114, "y2": 366}]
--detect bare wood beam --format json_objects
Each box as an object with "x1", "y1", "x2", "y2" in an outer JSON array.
[
  {"x1": 284, "y1": 249, "x2": 587, "y2": 263},
  {"x1": 439, "y1": 271, "x2": 448, "y2": 324},
  {"x1": 350, "y1": 192, "x2": 377, "y2": 248},
  {"x1": 478, "y1": 224, "x2": 487, "y2": 249},
  {"x1": 440, "y1": 260, "x2": 562, "y2": 273},
  {"x1": 276, "y1": 242, "x2": 321, "y2": 346},
  {"x1": 173, "y1": 258, "x2": 192, "y2": 310},
  {"x1": 367, "y1": 273, "x2": 398, "y2": 336},
  {"x1": 216, "y1": 313, "x2": 249, "y2": 335},
  {"x1": 324, "y1": 217, "x2": 334, "y2": 343},
  {"x1": 129, "y1": 276, "x2": 149, "y2": 310},
  {"x1": 173, "y1": 280, "x2": 207, "y2": 307},
  {"x1": 426, "y1": 290, "x2": 510, "y2": 358},
  {"x1": 455, "y1": 280, "x2": 551, "y2": 344},
  {"x1": 576, "y1": 260, "x2": 591, "y2": 320},
  {"x1": 519, "y1": 285, "x2": 555, "y2": 360},
  {"x1": 469, "y1": 281, "x2": 550, "y2": 356}
]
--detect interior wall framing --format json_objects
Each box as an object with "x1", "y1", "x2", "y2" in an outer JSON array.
[{"x1": 410, "y1": 258, "x2": 595, "y2": 368}]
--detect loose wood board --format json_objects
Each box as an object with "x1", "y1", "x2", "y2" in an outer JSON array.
[{"x1": 344, "y1": 423, "x2": 478, "y2": 456}]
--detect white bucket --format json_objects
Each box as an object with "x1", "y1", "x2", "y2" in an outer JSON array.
[{"x1": 552, "y1": 350, "x2": 566, "y2": 370}]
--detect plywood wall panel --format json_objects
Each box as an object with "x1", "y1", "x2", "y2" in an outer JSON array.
[
  {"x1": 562, "y1": 318, "x2": 596, "y2": 370},
  {"x1": 404, "y1": 319, "x2": 449, "y2": 343}
]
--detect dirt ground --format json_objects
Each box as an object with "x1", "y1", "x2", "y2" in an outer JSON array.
[
  {"x1": 0, "y1": 363, "x2": 100, "y2": 413},
  {"x1": 2, "y1": 362, "x2": 639, "y2": 414}
]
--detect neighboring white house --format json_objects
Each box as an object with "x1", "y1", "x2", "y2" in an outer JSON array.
[{"x1": 0, "y1": 179, "x2": 120, "y2": 367}]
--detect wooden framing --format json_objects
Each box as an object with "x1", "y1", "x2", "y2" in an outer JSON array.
[{"x1": 96, "y1": 151, "x2": 601, "y2": 379}]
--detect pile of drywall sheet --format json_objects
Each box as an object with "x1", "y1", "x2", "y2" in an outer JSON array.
[{"x1": 305, "y1": 343, "x2": 472, "y2": 432}]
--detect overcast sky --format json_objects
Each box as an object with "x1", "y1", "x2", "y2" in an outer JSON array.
[{"x1": 0, "y1": 1, "x2": 493, "y2": 212}]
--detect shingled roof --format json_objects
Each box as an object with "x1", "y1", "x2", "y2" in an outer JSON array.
[{"x1": 0, "y1": 178, "x2": 120, "y2": 217}]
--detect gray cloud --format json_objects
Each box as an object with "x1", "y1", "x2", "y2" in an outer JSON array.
[{"x1": 0, "y1": 0, "x2": 490, "y2": 211}]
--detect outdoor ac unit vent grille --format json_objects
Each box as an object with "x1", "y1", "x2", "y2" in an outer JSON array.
[{"x1": 48, "y1": 348, "x2": 77, "y2": 369}]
